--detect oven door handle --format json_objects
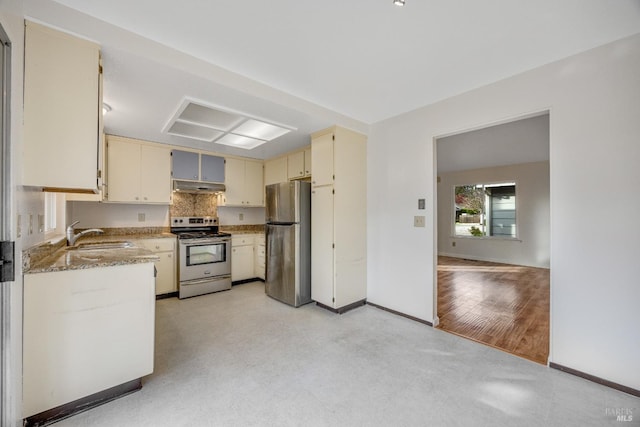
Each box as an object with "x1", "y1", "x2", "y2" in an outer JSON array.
[
  {"x1": 181, "y1": 276, "x2": 230, "y2": 286},
  {"x1": 179, "y1": 238, "x2": 230, "y2": 246}
]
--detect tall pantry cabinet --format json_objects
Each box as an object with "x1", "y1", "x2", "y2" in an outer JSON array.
[{"x1": 311, "y1": 126, "x2": 367, "y2": 312}]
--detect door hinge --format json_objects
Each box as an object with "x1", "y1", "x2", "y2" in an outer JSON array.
[
  {"x1": 97, "y1": 169, "x2": 102, "y2": 179},
  {"x1": 332, "y1": 134, "x2": 335, "y2": 141},
  {"x1": 332, "y1": 243, "x2": 335, "y2": 249},
  {"x1": 332, "y1": 189, "x2": 335, "y2": 195},
  {"x1": 0, "y1": 241, "x2": 15, "y2": 282}
]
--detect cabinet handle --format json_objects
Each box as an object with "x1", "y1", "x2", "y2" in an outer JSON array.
[
  {"x1": 135, "y1": 196, "x2": 139, "y2": 200},
  {"x1": 144, "y1": 196, "x2": 148, "y2": 200},
  {"x1": 193, "y1": 175, "x2": 198, "y2": 179},
  {"x1": 155, "y1": 245, "x2": 160, "y2": 249}
]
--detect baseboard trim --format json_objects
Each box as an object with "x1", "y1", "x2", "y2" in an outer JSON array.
[
  {"x1": 316, "y1": 299, "x2": 366, "y2": 314},
  {"x1": 367, "y1": 302, "x2": 433, "y2": 326},
  {"x1": 24, "y1": 378, "x2": 142, "y2": 427},
  {"x1": 232, "y1": 278, "x2": 264, "y2": 286},
  {"x1": 549, "y1": 363, "x2": 640, "y2": 397},
  {"x1": 156, "y1": 291, "x2": 178, "y2": 300}
]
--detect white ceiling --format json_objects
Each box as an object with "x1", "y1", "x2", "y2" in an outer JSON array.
[
  {"x1": 25, "y1": 0, "x2": 640, "y2": 159},
  {"x1": 437, "y1": 114, "x2": 549, "y2": 174}
]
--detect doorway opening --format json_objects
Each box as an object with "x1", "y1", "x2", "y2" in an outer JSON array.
[{"x1": 434, "y1": 113, "x2": 550, "y2": 364}]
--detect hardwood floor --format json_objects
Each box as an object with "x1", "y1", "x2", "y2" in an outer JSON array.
[{"x1": 436, "y1": 256, "x2": 550, "y2": 364}]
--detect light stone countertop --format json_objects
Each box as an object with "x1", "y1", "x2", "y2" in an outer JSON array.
[{"x1": 24, "y1": 233, "x2": 175, "y2": 274}]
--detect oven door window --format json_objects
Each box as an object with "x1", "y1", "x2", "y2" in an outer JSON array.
[{"x1": 186, "y1": 242, "x2": 226, "y2": 266}]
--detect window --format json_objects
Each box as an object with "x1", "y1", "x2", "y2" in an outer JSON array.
[
  {"x1": 44, "y1": 192, "x2": 57, "y2": 233},
  {"x1": 44, "y1": 192, "x2": 65, "y2": 239},
  {"x1": 454, "y1": 182, "x2": 516, "y2": 238}
]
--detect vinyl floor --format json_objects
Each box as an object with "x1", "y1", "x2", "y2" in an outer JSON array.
[
  {"x1": 436, "y1": 256, "x2": 550, "y2": 364},
  {"x1": 55, "y1": 282, "x2": 636, "y2": 427}
]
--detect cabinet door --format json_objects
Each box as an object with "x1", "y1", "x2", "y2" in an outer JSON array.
[
  {"x1": 304, "y1": 148, "x2": 311, "y2": 177},
  {"x1": 311, "y1": 185, "x2": 335, "y2": 307},
  {"x1": 232, "y1": 244, "x2": 254, "y2": 281},
  {"x1": 264, "y1": 157, "x2": 288, "y2": 186},
  {"x1": 201, "y1": 154, "x2": 225, "y2": 183},
  {"x1": 23, "y1": 21, "x2": 100, "y2": 190},
  {"x1": 245, "y1": 161, "x2": 264, "y2": 206},
  {"x1": 171, "y1": 150, "x2": 199, "y2": 180},
  {"x1": 140, "y1": 145, "x2": 171, "y2": 203},
  {"x1": 224, "y1": 158, "x2": 245, "y2": 206},
  {"x1": 311, "y1": 133, "x2": 334, "y2": 187},
  {"x1": 106, "y1": 139, "x2": 141, "y2": 202},
  {"x1": 287, "y1": 152, "x2": 305, "y2": 180},
  {"x1": 155, "y1": 251, "x2": 176, "y2": 295}
]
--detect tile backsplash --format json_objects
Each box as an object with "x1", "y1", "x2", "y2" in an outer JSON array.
[{"x1": 170, "y1": 193, "x2": 217, "y2": 217}]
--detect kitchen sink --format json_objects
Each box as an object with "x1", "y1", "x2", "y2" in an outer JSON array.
[{"x1": 69, "y1": 241, "x2": 135, "y2": 251}]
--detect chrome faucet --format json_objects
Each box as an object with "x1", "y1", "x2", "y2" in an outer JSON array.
[{"x1": 66, "y1": 221, "x2": 104, "y2": 246}]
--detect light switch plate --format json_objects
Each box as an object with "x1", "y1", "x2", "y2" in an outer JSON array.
[
  {"x1": 418, "y1": 199, "x2": 425, "y2": 210},
  {"x1": 414, "y1": 216, "x2": 425, "y2": 227},
  {"x1": 138, "y1": 213, "x2": 146, "y2": 222}
]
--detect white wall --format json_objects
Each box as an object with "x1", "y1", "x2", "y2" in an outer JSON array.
[
  {"x1": 368, "y1": 33, "x2": 640, "y2": 391},
  {"x1": 218, "y1": 206, "x2": 265, "y2": 226},
  {"x1": 68, "y1": 201, "x2": 170, "y2": 228},
  {"x1": 438, "y1": 161, "x2": 550, "y2": 268}
]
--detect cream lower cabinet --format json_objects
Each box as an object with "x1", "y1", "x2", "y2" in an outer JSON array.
[
  {"x1": 255, "y1": 235, "x2": 265, "y2": 280},
  {"x1": 136, "y1": 238, "x2": 176, "y2": 295},
  {"x1": 311, "y1": 127, "x2": 367, "y2": 312},
  {"x1": 23, "y1": 263, "x2": 155, "y2": 418},
  {"x1": 23, "y1": 21, "x2": 101, "y2": 191},
  {"x1": 231, "y1": 235, "x2": 255, "y2": 281},
  {"x1": 105, "y1": 136, "x2": 172, "y2": 203},
  {"x1": 224, "y1": 158, "x2": 264, "y2": 206}
]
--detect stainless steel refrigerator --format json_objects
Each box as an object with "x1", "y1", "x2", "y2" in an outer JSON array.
[{"x1": 265, "y1": 181, "x2": 311, "y2": 307}]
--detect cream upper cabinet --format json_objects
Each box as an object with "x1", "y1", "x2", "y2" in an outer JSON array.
[
  {"x1": 287, "y1": 151, "x2": 305, "y2": 180},
  {"x1": 224, "y1": 158, "x2": 264, "y2": 206},
  {"x1": 311, "y1": 134, "x2": 334, "y2": 187},
  {"x1": 264, "y1": 157, "x2": 288, "y2": 186},
  {"x1": 287, "y1": 148, "x2": 312, "y2": 180},
  {"x1": 105, "y1": 136, "x2": 171, "y2": 204},
  {"x1": 304, "y1": 148, "x2": 312, "y2": 177},
  {"x1": 23, "y1": 21, "x2": 101, "y2": 191}
]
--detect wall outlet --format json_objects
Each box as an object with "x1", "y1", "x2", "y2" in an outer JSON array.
[
  {"x1": 452, "y1": 241, "x2": 456, "y2": 247},
  {"x1": 138, "y1": 213, "x2": 146, "y2": 222},
  {"x1": 239, "y1": 213, "x2": 244, "y2": 221},
  {"x1": 414, "y1": 215, "x2": 425, "y2": 227}
]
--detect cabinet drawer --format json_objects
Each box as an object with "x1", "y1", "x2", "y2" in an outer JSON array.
[
  {"x1": 137, "y1": 238, "x2": 175, "y2": 252},
  {"x1": 232, "y1": 235, "x2": 255, "y2": 246}
]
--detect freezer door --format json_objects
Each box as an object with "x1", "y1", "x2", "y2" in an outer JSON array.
[
  {"x1": 266, "y1": 181, "x2": 299, "y2": 223},
  {"x1": 266, "y1": 223, "x2": 311, "y2": 307}
]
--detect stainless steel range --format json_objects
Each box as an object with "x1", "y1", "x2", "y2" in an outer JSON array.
[{"x1": 171, "y1": 216, "x2": 231, "y2": 299}]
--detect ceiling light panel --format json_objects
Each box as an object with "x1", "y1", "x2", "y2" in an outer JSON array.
[
  {"x1": 167, "y1": 122, "x2": 224, "y2": 142},
  {"x1": 215, "y1": 134, "x2": 267, "y2": 150},
  {"x1": 163, "y1": 97, "x2": 296, "y2": 149},
  {"x1": 178, "y1": 102, "x2": 244, "y2": 130},
  {"x1": 231, "y1": 119, "x2": 291, "y2": 141}
]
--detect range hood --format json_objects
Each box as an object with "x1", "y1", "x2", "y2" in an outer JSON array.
[{"x1": 172, "y1": 180, "x2": 225, "y2": 194}]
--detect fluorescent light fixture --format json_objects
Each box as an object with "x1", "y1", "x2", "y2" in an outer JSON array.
[
  {"x1": 168, "y1": 122, "x2": 224, "y2": 142},
  {"x1": 231, "y1": 119, "x2": 291, "y2": 141},
  {"x1": 215, "y1": 134, "x2": 266, "y2": 150},
  {"x1": 393, "y1": 0, "x2": 405, "y2": 5},
  {"x1": 163, "y1": 97, "x2": 296, "y2": 150}
]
